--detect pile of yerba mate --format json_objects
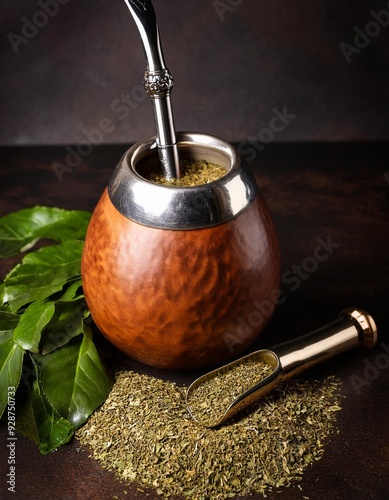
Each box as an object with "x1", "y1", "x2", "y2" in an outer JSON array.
[
  {"x1": 76, "y1": 371, "x2": 342, "y2": 499},
  {"x1": 149, "y1": 159, "x2": 226, "y2": 186},
  {"x1": 187, "y1": 359, "x2": 274, "y2": 427}
]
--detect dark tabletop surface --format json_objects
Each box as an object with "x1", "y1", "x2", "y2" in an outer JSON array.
[{"x1": 0, "y1": 142, "x2": 388, "y2": 500}]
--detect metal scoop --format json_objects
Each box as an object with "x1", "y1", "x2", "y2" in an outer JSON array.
[
  {"x1": 186, "y1": 308, "x2": 377, "y2": 428},
  {"x1": 123, "y1": 0, "x2": 180, "y2": 179}
]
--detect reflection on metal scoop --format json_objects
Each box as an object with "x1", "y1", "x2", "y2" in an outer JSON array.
[{"x1": 186, "y1": 308, "x2": 377, "y2": 428}]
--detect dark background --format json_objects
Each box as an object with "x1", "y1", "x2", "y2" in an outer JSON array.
[
  {"x1": 0, "y1": 2, "x2": 389, "y2": 500},
  {"x1": 0, "y1": 0, "x2": 389, "y2": 146}
]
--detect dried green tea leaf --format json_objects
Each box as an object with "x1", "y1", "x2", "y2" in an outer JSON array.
[
  {"x1": 0, "y1": 206, "x2": 90, "y2": 258},
  {"x1": 77, "y1": 371, "x2": 343, "y2": 499},
  {"x1": 187, "y1": 358, "x2": 274, "y2": 426}
]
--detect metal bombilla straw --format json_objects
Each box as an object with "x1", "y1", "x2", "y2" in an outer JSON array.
[{"x1": 123, "y1": 0, "x2": 180, "y2": 179}]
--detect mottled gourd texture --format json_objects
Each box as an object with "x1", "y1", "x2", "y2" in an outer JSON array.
[{"x1": 81, "y1": 189, "x2": 280, "y2": 369}]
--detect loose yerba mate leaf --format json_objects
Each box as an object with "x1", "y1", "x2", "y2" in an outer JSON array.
[
  {"x1": 3, "y1": 240, "x2": 83, "y2": 312},
  {"x1": 33, "y1": 325, "x2": 113, "y2": 429},
  {"x1": 0, "y1": 206, "x2": 91, "y2": 258},
  {"x1": 77, "y1": 372, "x2": 343, "y2": 499},
  {"x1": 149, "y1": 159, "x2": 226, "y2": 186},
  {"x1": 187, "y1": 358, "x2": 274, "y2": 426}
]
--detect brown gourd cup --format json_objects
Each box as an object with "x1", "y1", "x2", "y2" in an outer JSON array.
[{"x1": 81, "y1": 132, "x2": 280, "y2": 370}]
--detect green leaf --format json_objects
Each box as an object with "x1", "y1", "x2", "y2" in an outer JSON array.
[
  {"x1": 3, "y1": 240, "x2": 83, "y2": 312},
  {"x1": 0, "y1": 284, "x2": 11, "y2": 312},
  {"x1": 39, "y1": 297, "x2": 90, "y2": 355},
  {"x1": 0, "y1": 206, "x2": 91, "y2": 258},
  {"x1": 0, "y1": 337, "x2": 24, "y2": 418},
  {"x1": 15, "y1": 387, "x2": 40, "y2": 445},
  {"x1": 16, "y1": 356, "x2": 74, "y2": 454},
  {"x1": 0, "y1": 205, "x2": 108, "y2": 454},
  {"x1": 13, "y1": 301, "x2": 55, "y2": 352},
  {"x1": 0, "y1": 311, "x2": 20, "y2": 341},
  {"x1": 33, "y1": 325, "x2": 112, "y2": 428},
  {"x1": 31, "y1": 378, "x2": 74, "y2": 454},
  {"x1": 57, "y1": 278, "x2": 83, "y2": 302}
]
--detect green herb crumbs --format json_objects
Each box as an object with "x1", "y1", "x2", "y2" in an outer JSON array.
[
  {"x1": 149, "y1": 159, "x2": 226, "y2": 186},
  {"x1": 187, "y1": 359, "x2": 274, "y2": 427},
  {"x1": 76, "y1": 371, "x2": 342, "y2": 499}
]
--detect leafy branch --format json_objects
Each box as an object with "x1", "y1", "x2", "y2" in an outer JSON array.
[{"x1": 0, "y1": 206, "x2": 113, "y2": 453}]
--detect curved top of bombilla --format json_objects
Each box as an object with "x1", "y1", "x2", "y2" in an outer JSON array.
[
  {"x1": 123, "y1": 0, "x2": 180, "y2": 179},
  {"x1": 123, "y1": 0, "x2": 165, "y2": 72}
]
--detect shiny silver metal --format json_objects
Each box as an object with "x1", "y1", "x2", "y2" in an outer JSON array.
[
  {"x1": 186, "y1": 308, "x2": 378, "y2": 428},
  {"x1": 123, "y1": 0, "x2": 180, "y2": 179},
  {"x1": 108, "y1": 132, "x2": 258, "y2": 230}
]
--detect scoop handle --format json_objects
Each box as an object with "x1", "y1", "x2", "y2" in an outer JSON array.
[
  {"x1": 123, "y1": 0, "x2": 180, "y2": 179},
  {"x1": 274, "y1": 308, "x2": 377, "y2": 380}
]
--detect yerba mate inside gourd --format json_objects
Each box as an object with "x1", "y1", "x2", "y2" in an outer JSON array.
[{"x1": 148, "y1": 159, "x2": 226, "y2": 186}]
